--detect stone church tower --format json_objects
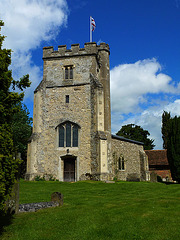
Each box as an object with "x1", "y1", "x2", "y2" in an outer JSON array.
[
  {"x1": 26, "y1": 42, "x2": 112, "y2": 181},
  {"x1": 26, "y1": 42, "x2": 150, "y2": 182}
]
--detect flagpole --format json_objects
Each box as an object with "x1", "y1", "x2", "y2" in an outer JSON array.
[{"x1": 90, "y1": 16, "x2": 92, "y2": 42}]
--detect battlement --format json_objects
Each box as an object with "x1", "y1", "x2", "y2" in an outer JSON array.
[{"x1": 43, "y1": 42, "x2": 110, "y2": 59}]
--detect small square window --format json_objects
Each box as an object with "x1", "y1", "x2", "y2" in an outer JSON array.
[{"x1": 66, "y1": 95, "x2": 69, "y2": 103}]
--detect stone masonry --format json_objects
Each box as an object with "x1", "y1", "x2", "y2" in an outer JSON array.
[{"x1": 26, "y1": 42, "x2": 150, "y2": 182}]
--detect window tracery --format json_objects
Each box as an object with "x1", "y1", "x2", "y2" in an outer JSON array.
[{"x1": 59, "y1": 122, "x2": 79, "y2": 147}]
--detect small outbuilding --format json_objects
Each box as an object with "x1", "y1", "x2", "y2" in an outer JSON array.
[{"x1": 145, "y1": 150, "x2": 172, "y2": 181}]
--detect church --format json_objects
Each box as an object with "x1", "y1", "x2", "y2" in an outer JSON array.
[{"x1": 26, "y1": 42, "x2": 150, "y2": 182}]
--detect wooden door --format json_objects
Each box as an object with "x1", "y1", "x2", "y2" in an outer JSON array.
[{"x1": 64, "y1": 159, "x2": 75, "y2": 182}]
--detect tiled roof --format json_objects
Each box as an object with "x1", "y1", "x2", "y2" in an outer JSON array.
[{"x1": 145, "y1": 150, "x2": 169, "y2": 166}]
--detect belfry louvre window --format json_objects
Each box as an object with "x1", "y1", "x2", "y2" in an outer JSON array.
[
  {"x1": 119, "y1": 156, "x2": 125, "y2": 170},
  {"x1": 59, "y1": 122, "x2": 79, "y2": 147},
  {"x1": 64, "y1": 66, "x2": 73, "y2": 80}
]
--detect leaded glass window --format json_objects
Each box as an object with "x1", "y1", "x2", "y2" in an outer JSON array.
[
  {"x1": 58, "y1": 122, "x2": 79, "y2": 147},
  {"x1": 66, "y1": 122, "x2": 71, "y2": 147},
  {"x1": 119, "y1": 156, "x2": 125, "y2": 170},
  {"x1": 73, "y1": 125, "x2": 78, "y2": 147},
  {"x1": 59, "y1": 125, "x2": 64, "y2": 147}
]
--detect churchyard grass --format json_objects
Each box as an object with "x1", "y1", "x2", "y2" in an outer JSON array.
[{"x1": 1, "y1": 180, "x2": 180, "y2": 240}]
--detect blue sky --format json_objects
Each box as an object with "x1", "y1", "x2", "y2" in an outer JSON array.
[{"x1": 1, "y1": 0, "x2": 180, "y2": 149}]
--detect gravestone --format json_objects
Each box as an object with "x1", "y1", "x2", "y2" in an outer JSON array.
[
  {"x1": 150, "y1": 171, "x2": 158, "y2": 182},
  {"x1": 51, "y1": 192, "x2": 63, "y2": 206}
]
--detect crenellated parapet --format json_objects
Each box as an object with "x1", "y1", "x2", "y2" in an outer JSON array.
[{"x1": 43, "y1": 42, "x2": 110, "y2": 59}]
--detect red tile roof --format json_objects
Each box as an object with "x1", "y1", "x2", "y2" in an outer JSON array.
[{"x1": 145, "y1": 150, "x2": 169, "y2": 166}]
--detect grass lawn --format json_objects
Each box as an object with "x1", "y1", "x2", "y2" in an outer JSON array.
[{"x1": 1, "y1": 180, "x2": 180, "y2": 240}]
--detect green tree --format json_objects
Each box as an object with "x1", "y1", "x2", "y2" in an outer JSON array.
[
  {"x1": 116, "y1": 124, "x2": 155, "y2": 150},
  {"x1": 12, "y1": 103, "x2": 32, "y2": 177},
  {"x1": 162, "y1": 111, "x2": 171, "y2": 149},
  {"x1": 0, "y1": 20, "x2": 31, "y2": 212},
  {"x1": 162, "y1": 112, "x2": 180, "y2": 183}
]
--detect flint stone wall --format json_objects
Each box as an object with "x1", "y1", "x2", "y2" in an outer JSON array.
[
  {"x1": 26, "y1": 42, "x2": 111, "y2": 181},
  {"x1": 34, "y1": 84, "x2": 93, "y2": 180},
  {"x1": 26, "y1": 42, "x2": 149, "y2": 182},
  {"x1": 111, "y1": 136, "x2": 146, "y2": 181}
]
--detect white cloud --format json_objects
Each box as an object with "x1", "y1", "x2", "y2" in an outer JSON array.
[
  {"x1": 111, "y1": 99, "x2": 180, "y2": 150},
  {"x1": 164, "y1": 99, "x2": 180, "y2": 114},
  {"x1": 110, "y1": 59, "x2": 180, "y2": 149},
  {"x1": 11, "y1": 52, "x2": 42, "y2": 100},
  {"x1": 110, "y1": 58, "x2": 176, "y2": 113},
  {"x1": 0, "y1": 0, "x2": 68, "y2": 98},
  {"x1": 0, "y1": 0, "x2": 68, "y2": 52}
]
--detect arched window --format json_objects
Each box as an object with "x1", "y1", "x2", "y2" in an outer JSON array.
[
  {"x1": 118, "y1": 156, "x2": 125, "y2": 170},
  {"x1": 58, "y1": 122, "x2": 79, "y2": 147}
]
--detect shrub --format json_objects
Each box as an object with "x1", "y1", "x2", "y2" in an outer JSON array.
[{"x1": 34, "y1": 175, "x2": 45, "y2": 181}]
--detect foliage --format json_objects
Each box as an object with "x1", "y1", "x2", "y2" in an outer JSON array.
[
  {"x1": 162, "y1": 111, "x2": 171, "y2": 149},
  {"x1": 12, "y1": 103, "x2": 32, "y2": 155},
  {"x1": 12, "y1": 103, "x2": 32, "y2": 177},
  {"x1": 34, "y1": 175, "x2": 46, "y2": 181},
  {"x1": 0, "y1": 20, "x2": 31, "y2": 212},
  {"x1": 162, "y1": 112, "x2": 180, "y2": 183},
  {"x1": 163, "y1": 113, "x2": 180, "y2": 183},
  {"x1": 116, "y1": 124, "x2": 155, "y2": 150},
  {"x1": 48, "y1": 174, "x2": 57, "y2": 181},
  {"x1": 34, "y1": 174, "x2": 58, "y2": 181},
  {"x1": 1, "y1": 181, "x2": 180, "y2": 239}
]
